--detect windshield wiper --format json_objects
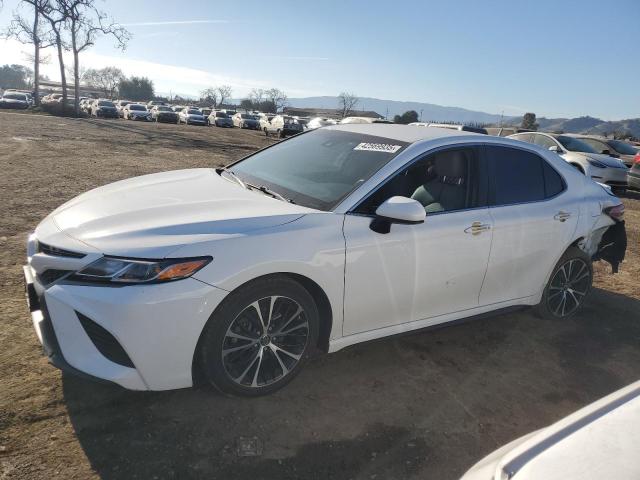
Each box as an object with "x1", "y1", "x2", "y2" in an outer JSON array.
[
  {"x1": 218, "y1": 168, "x2": 246, "y2": 189},
  {"x1": 245, "y1": 182, "x2": 295, "y2": 204}
]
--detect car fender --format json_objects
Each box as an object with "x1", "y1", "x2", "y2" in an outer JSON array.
[{"x1": 172, "y1": 213, "x2": 346, "y2": 341}]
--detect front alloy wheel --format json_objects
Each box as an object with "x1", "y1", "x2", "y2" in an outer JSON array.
[
  {"x1": 222, "y1": 296, "x2": 309, "y2": 388},
  {"x1": 198, "y1": 276, "x2": 319, "y2": 396}
]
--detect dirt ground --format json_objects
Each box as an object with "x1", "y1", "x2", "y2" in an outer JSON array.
[{"x1": 1, "y1": 111, "x2": 639, "y2": 480}]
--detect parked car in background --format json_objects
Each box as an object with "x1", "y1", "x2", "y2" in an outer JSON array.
[
  {"x1": 259, "y1": 114, "x2": 277, "y2": 131},
  {"x1": 508, "y1": 132, "x2": 629, "y2": 194},
  {"x1": 570, "y1": 135, "x2": 639, "y2": 167},
  {"x1": 233, "y1": 113, "x2": 261, "y2": 130},
  {"x1": 410, "y1": 122, "x2": 488, "y2": 134},
  {"x1": 91, "y1": 99, "x2": 119, "y2": 118},
  {"x1": 23, "y1": 125, "x2": 625, "y2": 396},
  {"x1": 178, "y1": 107, "x2": 207, "y2": 125},
  {"x1": 151, "y1": 105, "x2": 178, "y2": 123},
  {"x1": 264, "y1": 115, "x2": 303, "y2": 137},
  {"x1": 172, "y1": 105, "x2": 185, "y2": 113},
  {"x1": 628, "y1": 151, "x2": 640, "y2": 190},
  {"x1": 0, "y1": 91, "x2": 30, "y2": 109},
  {"x1": 208, "y1": 110, "x2": 234, "y2": 127},
  {"x1": 306, "y1": 117, "x2": 337, "y2": 130},
  {"x1": 200, "y1": 108, "x2": 212, "y2": 118},
  {"x1": 42, "y1": 93, "x2": 63, "y2": 104},
  {"x1": 115, "y1": 100, "x2": 131, "y2": 118},
  {"x1": 460, "y1": 380, "x2": 640, "y2": 480},
  {"x1": 485, "y1": 127, "x2": 532, "y2": 137},
  {"x1": 340, "y1": 116, "x2": 393, "y2": 124},
  {"x1": 123, "y1": 104, "x2": 151, "y2": 121},
  {"x1": 147, "y1": 100, "x2": 167, "y2": 111}
]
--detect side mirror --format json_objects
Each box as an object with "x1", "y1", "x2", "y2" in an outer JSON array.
[
  {"x1": 548, "y1": 145, "x2": 562, "y2": 153},
  {"x1": 601, "y1": 149, "x2": 611, "y2": 155},
  {"x1": 370, "y1": 196, "x2": 426, "y2": 234}
]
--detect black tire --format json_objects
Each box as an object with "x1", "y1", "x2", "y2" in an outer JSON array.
[
  {"x1": 198, "y1": 276, "x2": 319, "y2": 396},
  {"x1": 535, "y1": 247, "x2": 592, "y2": 319}
]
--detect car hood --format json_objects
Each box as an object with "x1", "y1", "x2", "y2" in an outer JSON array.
[
  {"x1": 40, "y1": 168, "x2": 315, "y2": 258},
  {"x1": 565, "y1": 151, "x2": 626, "y2": 168}
]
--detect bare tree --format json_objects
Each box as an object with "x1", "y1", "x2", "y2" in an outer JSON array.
[
  {"x1": 265, "y1": 88, "x2": 288, "y2": 111},
  {"x1": 58, "y1": 0, "x2": 129, "y2": 115},
  {"x1": 200, "y1": 87, "x2": 218, "y2": 107},
  {"x1": 338, "y1": 91, "x2": 358, "y2": 118},
  {"x1": 3, "y1": 0, "x2": 55, "y2": 106},
  {"x1": 84, "y1": 66, "x2": 123, "y2": 98},
  {"x1": 248, "y1": 88, "x2": 265, "y2": 105},
  {"x1": 35, "y1": 1, "x2": 70, "y2": 111},
  {"x1": 216, "y1": 85, "x2": 232, "y2": 107}
]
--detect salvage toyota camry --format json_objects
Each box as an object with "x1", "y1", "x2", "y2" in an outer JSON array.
[{"x1": 24, "y1": 124, "x2": 626, "y2": 396}]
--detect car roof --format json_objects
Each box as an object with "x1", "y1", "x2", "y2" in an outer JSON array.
[{"x1": 324, "y1": 123, "x2": 474, "y2": 144}]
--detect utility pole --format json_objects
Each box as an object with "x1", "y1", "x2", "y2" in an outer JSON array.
[
  {"x1": 499, "y1": 110, "x2": 504, "y2": 127},
  {"x1": 420, "y1": 109, "x2": 423, "y2": 122}
]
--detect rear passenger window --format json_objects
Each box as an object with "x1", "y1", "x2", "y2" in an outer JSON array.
[
  {"x1": 542, "y1": 160, "x2": 565, "y2": 197},
  {"x1": 487, "y1": 146, "x2": 545, "y2": 205}
]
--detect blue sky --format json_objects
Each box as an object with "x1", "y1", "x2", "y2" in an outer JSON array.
[{"x1": 1, "y1": 0, "x2": 639, "y2": 119}]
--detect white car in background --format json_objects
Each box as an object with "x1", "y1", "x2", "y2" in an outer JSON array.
[
  {"x1": 509, "y1": 132, "x2": 629, "y2": 194},
  {"x1": 178, "y1": 107, "x2": 207, "y2": 125},
  {"x1": 306, "y1": 117, "x2": 337, "y2": 129},
  {"x1": 24, "y1": 125, "x2": 625, "y2": 396},
  {"x1": 123, "y1": 103, "x2": 151, "y2": 121},
  {"x1": 460, "y1": 379, "x2": 640, "y2": 480}
]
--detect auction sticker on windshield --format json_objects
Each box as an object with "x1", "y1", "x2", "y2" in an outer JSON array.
[{"x1": 354, "y1": 143, "x2": 402, "y2": 153}]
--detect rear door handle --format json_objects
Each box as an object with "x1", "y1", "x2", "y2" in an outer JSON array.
[
  {"x1": 464, "y1": 222, "x2": 491, "y2": 235},
  {"x1": 554, "y1": 211, "x2": 572, "y2": 222}
]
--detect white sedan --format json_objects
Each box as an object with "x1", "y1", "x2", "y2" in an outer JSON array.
[{"x1": 24, "y1": 125, "x2": 626, "y2": 396}]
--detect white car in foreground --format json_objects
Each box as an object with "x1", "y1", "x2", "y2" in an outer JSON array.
[
  {"x1": 24, "y1": 125, "x2": 626, "y2": 396},
  {"x1": 461, "y1": 379, "x2": 640, "y2": 480}
]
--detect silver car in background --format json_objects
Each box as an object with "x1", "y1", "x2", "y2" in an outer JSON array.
[
  {"x1": 508, "y1": 132, "x2": 629, "y2": 194},
  {"x1": 208, "y1": 110, "x2": 234, "y2": 127},
  {"x1": 178, "y1": 107, "x2": 207, "y2": 126},
  {"x1": 123, "y1": 103, "x2": 152, "y2": 121},
  {"x1": 570, "y1": 134, "x2": 639, "y2": 167}
]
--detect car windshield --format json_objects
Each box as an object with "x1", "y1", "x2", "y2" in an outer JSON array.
[
  {"x1": 156, "y1": 106, "x2": 172, "y2": 112},
  {"x1": 242, "y1": 114, "x2": 257, "y2": 119},
  {"x1": 187, "y1": 109, "x2": 201, "y2": 115},
  {"x1": 556, "y1": 136, "x2": 597, "y2": 153},
  {"x1": 229, "y1": 129, "x2": 408, "y2": 211},
  {"x1": 608, "y1": 140, "x2": 638, "y2": 155},
  {"x1": 129, "y1": 104, "x2": 146, "y2": 111},
  {"x1": 3, "y1": 93, "x2": 26, "y2": 100},
  {"x1": 283, "y1": 117, "x2": 297, "y2": 124},
  {"x1": 98, "y1": 101, "x2": 115, "y2": 107},
  {"x1": 216, "y1": 112, "x2": 228, "y2": 118}
]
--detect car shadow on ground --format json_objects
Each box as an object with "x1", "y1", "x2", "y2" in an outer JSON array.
[{"x1": 62, "y1": 287, "x2": 640, "y2": 480}]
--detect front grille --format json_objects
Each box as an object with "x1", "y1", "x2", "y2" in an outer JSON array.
[
  {"x1": 38, "y1": 269, "x2": 72, "y2": 285},
  {"x1": 38, "y1": 241, "x2": 86, "y2": 258},
  {"x1": 76, "y1": 312, "x2": 135, "y2": 368}
]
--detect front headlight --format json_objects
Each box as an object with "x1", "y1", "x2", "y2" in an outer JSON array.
[
  {"x1": 588, "y1": 159, "x2": 607, "y2": 168},
  {"x1": 68, "y1": 256, "x2": 212, "y2": 284}
]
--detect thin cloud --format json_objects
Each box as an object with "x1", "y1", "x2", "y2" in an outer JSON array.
[
  {"x1": 265, "y1": 56, "x2": 330, "y2": 61},
  {"x1": 121, "y1": 20, "x2": 229, "y2": 27}
]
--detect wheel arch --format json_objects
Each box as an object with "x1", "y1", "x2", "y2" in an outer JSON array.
[{"x1": 191, "y1": 271, "x2": 334, "y2": 385}]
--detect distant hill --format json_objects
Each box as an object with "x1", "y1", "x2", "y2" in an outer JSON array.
[
  {"x1": 505, "y1": 115, "x2": 640, "y2": 139},
  {"x1": 285, "y1": 96, "x2": 512, "y2": 125}
]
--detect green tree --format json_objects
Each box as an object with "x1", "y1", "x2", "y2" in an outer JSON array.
[
  {"x1": 0, "y1": 64, "x2": 33, "y2": 89},
  {"x1": 118, "y1": 76, "x2": 154, "y2": 101},
  {"x1": 393, "y1": 110, "x2": 419, "y2": 124},
  {"x1": 521, "y1": 112, "x2": 539, "y2": 130}
]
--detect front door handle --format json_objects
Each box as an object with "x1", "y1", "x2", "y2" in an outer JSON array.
[
  {"x1": 554, "y1": 211, "x2": 572, "y2": 222},
  {"x1": 464, "y1": 222, "x2": 491, "y2": 235}
]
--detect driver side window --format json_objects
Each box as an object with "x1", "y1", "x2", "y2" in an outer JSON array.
[{"x1": 354, "y1": 147, "x2": 484, "y2": 215}]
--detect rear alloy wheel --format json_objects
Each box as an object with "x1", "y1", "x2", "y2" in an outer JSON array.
[
  {"x1": 199, "y1": 277, "x2": 319, "y2": 396},
  {"x1": 536, "y1": 247, "x2": 592, "y2": 319}
]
